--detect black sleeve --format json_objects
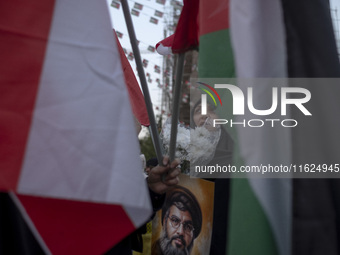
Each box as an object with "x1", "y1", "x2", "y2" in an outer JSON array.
[
  {"x1": 149, "y1": 188, "x2": 166, "y2": 213},
  {"x1": 105, "y1": 187, "x2": 165, "y2": 254},
  {"x1": 0, "y1": 193, "x2": 45, "y2": 255}
]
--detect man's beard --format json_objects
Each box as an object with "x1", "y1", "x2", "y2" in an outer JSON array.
[{"x1": 159, "y1": 225, "x2": 193, "y2": 255}]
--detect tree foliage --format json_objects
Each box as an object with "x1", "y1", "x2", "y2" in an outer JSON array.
[{"x1": 139, "y1": 132, "x2": 157, "y2": 162}]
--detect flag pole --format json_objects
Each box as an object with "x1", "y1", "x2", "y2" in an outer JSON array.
[
  {"x1": 121, "y1": 0, "x2": 164, "y2": 164},
  {"x1": 169, "y1": 53, "x2": 185, "y2": 162}
]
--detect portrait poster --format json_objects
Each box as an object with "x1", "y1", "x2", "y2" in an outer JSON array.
[{"x1": 151, "y1": 174, "x2": 215, "y2": 255}]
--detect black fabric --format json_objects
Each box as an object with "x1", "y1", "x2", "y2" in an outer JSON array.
[
  {"x1": 330, "y1": 179, "x2": 340, "y2": 250},
  {"x1": 104, "y1": 235, "x2": 132, "y2": 255},
  {"x1": 106, "y1": 188, "x2": 165, "y2": 254},
  {"x1": 190, "y1": 98, "x2": 233, "y2": 255},
  {"x1": 281, "y1": 0, "x2": 340, "y2": 78},
  {"x1": 149, "y1": 188, "x2": 166, "y2": 213},
  {"x1": 292, "y1": 179, "x2": 340, "y2": 255},
  {"x1": 208, "y1": 178, "x2": 230, "y2": 255},
  {"x1": 146, "y1": 158, "x2": 158, "y2": 167},
  {"x1": 281, "y1": 0, "x2": 340, "y2": 254},
  {"x1": 207, "y1": 129, "x2": 233, "y2": 255},
  {"x1": 208, "y1": 128, "x2": 234, "y2": 168},
  {"x1": 0, "y1": 192, "x2": 45, "y2": 255}
]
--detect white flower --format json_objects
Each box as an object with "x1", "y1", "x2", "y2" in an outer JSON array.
[
  {"x1": 161, "y1": 119, "x2": 190, "y2": 161},
  {"x1": 161, "y1": 118, "x2": 221, "y2": 167},
  {"x1": 189, "y1": 126, "x2": 220, "y2": 166}
]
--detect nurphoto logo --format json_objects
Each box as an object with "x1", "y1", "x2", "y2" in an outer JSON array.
[{"x1": 199, "y1": 82, "x2": 312, "y2": 128}]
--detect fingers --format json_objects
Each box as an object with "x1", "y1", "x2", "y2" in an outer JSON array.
[
  {"x1": 163, "y1": 167, "x2": 180, "y2": 184},
  {"x1": 161, "y1": 156, "x2": 180, "y2": 168},
  {"x1": 153, "y1": 157, "x2": 180, "y2": 173},
  {"x1": 162, "y1": 156, "x2": 169, "y2": 166},
  {"x1": 170, "y1": 158, "x2": 181, "y2": 169},
  {"x1": 152, "y1": 165, "x2": 168, "y2": 175},
  {"x1": 167, "y1": 167, "x2": 180, "y2": 179},
  {"x1": 163, "y1": 176, "x2": 179, "y2": 186},
  {"x1": 147, "y1": 157, "x2": 181, "y2": 194}
]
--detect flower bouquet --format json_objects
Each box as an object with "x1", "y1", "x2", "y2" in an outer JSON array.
[{"x1": 161, "y1": 117, "x2": 221, "y2": 174}]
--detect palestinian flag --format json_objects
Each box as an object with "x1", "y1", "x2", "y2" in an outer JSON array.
[
  {"x1": 198, "y1": 0, "x2": 289, "y2": 254},
  {"x1": 0, "y1": 0, "x2": 152, "y2": 254},
  {"x1": 150, "y1": 17, "x2": 159, "y2": 25},
  {"x1": 154, "y1": 65, "x2": 161, "y2": 74},
  {"x1": 155, "y1": 10, "x2": 164, "y2": 18},
  {"x1": 156, "y1": 0, "x2": 166, "y2": 5},
  {"x1": 133, "y1": 2, "x2": 143, "y2": 10},
  {"x1": 198, "y1": 0, "x2": 340, "y2": 255},
  {"x1": 143, "y1": 59, "x2": 149, "y2": 68},
  {"x1": 131, "y1": 9, "x2": 140, "y2": 17},
  {"x1": 227, "y1": 0, "x2": 291, "y2": 254},
  {"x1": 128, "y1": 52, "x2": 134, "y2": 60},
  {"x1": 111, "y1": 0, "x2": 120, "y2": 9},
  {"x1": 170, "y1": 0, "x2": 183, "y2": 9},
  {"x1": 197, "y1": 1, "x2": 235, "y2": 255},
  {"x1": 198, "y1": 0, "x2": 234, "y2": 78},
  {"x1": 148, "y1": 45, "x2": 156, "y2": 52}
]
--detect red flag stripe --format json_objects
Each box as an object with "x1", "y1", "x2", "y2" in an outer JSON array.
[
  {"x1": 16, "y1": 194, "x2": 135, "y2": 255},
  {"x1": 172, "y1": 0, "x2": 199, "y2": 53},
  {"x1": 155, "y1": 0, "x2": 199, "y2": 54},
  {"x1": 0, "y1": 0, "x2": 56, "y2": 190},
  {"x1": 114, "y1": 32, "x2": 150, "y2": 126},
  {"x1": 199, "y1": 0, "x2": 230, "y2": 36}
]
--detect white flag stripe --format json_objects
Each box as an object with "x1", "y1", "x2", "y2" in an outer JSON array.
[
  {"x1": 17, "y1": 0, "x2": 151, "y2": 223},
  {"x1": 230, "y1": 0, "x2": 292, "y2": 255},
  {"x1": 156, "y1": 43, "x2": 172, "y2": 55},
  {"x1": 230, "y1": 0, "x2": 287, "y2": 78},
  {"x1": 249, "y1": 179, "x2": 292, "y2": 255}
]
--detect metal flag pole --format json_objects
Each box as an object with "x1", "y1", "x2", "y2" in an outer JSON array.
[
  {"x1": 121, "y1": 0, "x2": 164, "y2": 165},
  {"x1": 169, "y1": 53, "x2": 185, "y2": 162}
]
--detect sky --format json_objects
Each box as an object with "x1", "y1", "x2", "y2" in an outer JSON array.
[
  {"x1": 331, "y1": 0, "x2": 340, "y2": 19},
  {"x1": 330, "y1": 0, "x2": 340, "y2": 54},
  {"x1": 106, "y1": 0, "x2": 173, "y2": 114},
  {"x1": 106, "y1": 0, "x2": 181, "y2": 137}
]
